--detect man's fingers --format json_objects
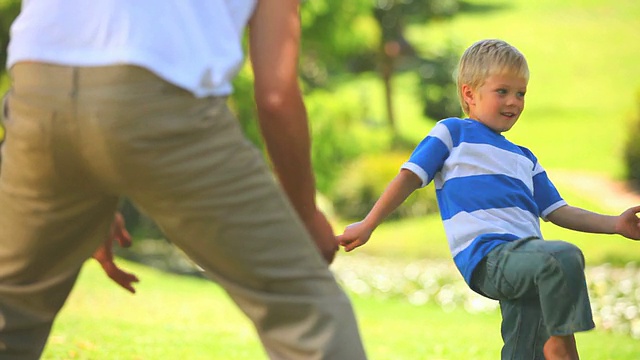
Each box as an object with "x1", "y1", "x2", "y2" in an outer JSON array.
[
  {"x1": 115, "y1": 228, "x2": 132, "y2": 248},
  {"x1": 110, "y1": 271, "x2": 139, "y2": 294},
  {"x1": 111, "y1": 213, "x2": 132, "y2": 248}
]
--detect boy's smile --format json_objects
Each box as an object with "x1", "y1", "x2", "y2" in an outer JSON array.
[{"x1": 463, "y1": 73, "x2": 528, "y2": 133}]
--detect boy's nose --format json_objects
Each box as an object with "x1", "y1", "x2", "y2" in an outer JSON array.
[{"x1": 506, "y1": 95, "x2": 522, "y2": 106}]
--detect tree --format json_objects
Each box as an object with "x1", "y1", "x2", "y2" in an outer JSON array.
[
  {"x1": 295, "y1": 0, "x2": 462, "y2": 144},
  {"x1": 372, "y1": 0, "x2": 461, "y2": 141}
]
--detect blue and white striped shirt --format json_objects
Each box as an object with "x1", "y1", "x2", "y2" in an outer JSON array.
[{"x1": 402, "y1": 118, "x2": 566, "y2": 286}]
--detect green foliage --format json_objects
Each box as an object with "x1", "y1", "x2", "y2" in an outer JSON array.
[
  {"x1": 300, "y1": 0, "x2": 377, "y2": 85},
  {"x1": 415, "y1": 42, "x2": 462, "y2": 120},
  {"x1": 624, "y1": 91, "x2": 640, "y2": 187},
  {"x1": 332, "y1": 152, "x2": 438, "y2": 221},
  {"x1": 229, "y1": 64, "x2": 264, "y2": 151},
  {"x1": 0, "y1": 0, "x2": 20, "y2": 79},
  {"x1": 306, "y1": 88, "x2": 392, "y2": 193}
]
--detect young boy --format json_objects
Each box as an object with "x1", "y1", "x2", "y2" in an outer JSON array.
[{"x1": 337, "y1": 39, "x2": 640, "y2": 359}]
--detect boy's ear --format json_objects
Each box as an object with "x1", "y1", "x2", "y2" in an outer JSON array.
[{"x1": 461, "y1": 84, "x2": 475, "y2": 106}]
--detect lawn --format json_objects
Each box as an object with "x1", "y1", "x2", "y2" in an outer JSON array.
[{"x1": 42, "y1": 260, "x2": 640, "y2": 360}]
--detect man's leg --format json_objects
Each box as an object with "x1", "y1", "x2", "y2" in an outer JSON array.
[
  {"x1": 79, "y1": 65, "x2": 367, "y2": 359},
  {"x1": 0, "y1": 63, "x2": 119, "y2": 358}
]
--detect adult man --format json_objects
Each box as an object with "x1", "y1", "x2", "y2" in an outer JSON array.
[{"x1": 0, "y1": 1, "x2": 367, "y2": 359}]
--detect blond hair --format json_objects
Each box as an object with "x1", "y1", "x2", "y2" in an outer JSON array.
[{"x1": 456, "y1": 39, "x2": 529, "y2": 114}]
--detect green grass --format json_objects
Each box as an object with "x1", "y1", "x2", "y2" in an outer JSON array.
[
  {"x1": 43, "y1": 260, "x2": 640, "y2": 360},
  {"x1": 43, "y1": 261, "x2": 266, "y2": 360}
]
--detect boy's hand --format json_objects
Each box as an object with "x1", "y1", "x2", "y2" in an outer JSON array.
[
  {"x1": 615, "y1": 205, "x2": 640, "y2": 240},
  {"x1": 337, "y1": 221, "x2": 373, "y2": 252}
]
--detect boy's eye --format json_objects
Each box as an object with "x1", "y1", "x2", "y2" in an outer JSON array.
[{"x1": 496, "y1": 89, "x2": 507, "y2": 95}]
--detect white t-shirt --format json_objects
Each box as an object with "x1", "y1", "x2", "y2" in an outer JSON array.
[{"x1": 7, "y1": 0, "x2": 257, "y2": 97}]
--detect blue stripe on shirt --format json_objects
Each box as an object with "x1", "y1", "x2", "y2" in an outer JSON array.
[
  {"x1": 453, "y1": 233, "x2": 520, "y2": 286},
  {"x1": 437, "y1": 174, "x2": 539, "y2": 220},
  {"x1": 407, "y1": 135, "x2": 450, "y2": 185},
  {"x1": 439, "y1": 118, "x2": 533, "y2": 158},
  {"x1": 533, "y1": 171, "x2": 563, "y2": 213}
]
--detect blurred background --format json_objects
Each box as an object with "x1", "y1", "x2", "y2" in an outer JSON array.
[{"x1": 1, "y1": 0, "x2": 640, "y2": 358}]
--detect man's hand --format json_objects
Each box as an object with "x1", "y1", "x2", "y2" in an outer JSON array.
[
  {"x1": 93, "y1": 212, "x2": 139, "y2": 294},
  {"x1": 305, "y1": 210, "x2": 339, "y2": 264},
  {"x1": 615, "y1": 205, "x2": 640, "y2": 240}
]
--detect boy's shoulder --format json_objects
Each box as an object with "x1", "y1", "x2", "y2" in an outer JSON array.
[
  {"x1": 515, "y1": 144, "x2": 538, "y2": 163},
  {"x1": 432, "y1": 117, "x2": 493, "y2": 141},
  {"x1": 432, "y1": 117, "x2": 470, "y2": 135},
  {"x1": 437, "y1": 117, "x2": 469, "y2": 126}
]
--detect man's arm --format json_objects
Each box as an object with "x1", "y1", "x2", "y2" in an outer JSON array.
[
  {"x1": 547, "y1": 204, "x2": 640, "y2": 240},
  {"x1": 248, "y1": 0, "x2": 337, "y2": 262}
]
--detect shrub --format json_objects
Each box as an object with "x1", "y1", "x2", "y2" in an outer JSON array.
[
  {"x1": 624, "y1": 91, "x2": 640, "y2": 187},
  {"x1": 332, "y1": 152, "x2": 439, "y2": 221},
  {"x1": 416, "y1": 43, "x2": 463, "y2": 121},
  {"x1": 307, "y1": 88, "x2": 391, "y2": 193}
]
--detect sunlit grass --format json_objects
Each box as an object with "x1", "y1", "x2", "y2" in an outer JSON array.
[
  {"x1": 43, "y1": 261, "x2": 265, "y2": 360},
  {"x1": 43, "y1": 259, "x2": 640, "y2": 360}
]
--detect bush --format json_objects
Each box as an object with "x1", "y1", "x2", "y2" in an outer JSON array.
[
  {"x1": 307, "y1": 87, "x2": 392, "y2": 193},
  {"x1": 416, "y1": 43, "x2": 463, "y2": 121},
  {"x1": 624, "y1": 91, "x2": 640, "y2": 187},
  {"x1": 332, "y1": 152, "x2": 439, "y2": 221}
]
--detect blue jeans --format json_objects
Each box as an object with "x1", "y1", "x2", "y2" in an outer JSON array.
[{"x1": 471, "y1": 237, "x2": 595, "y2": 360}]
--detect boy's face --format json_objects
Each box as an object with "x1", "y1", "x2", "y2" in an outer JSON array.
[{"x1": 463, "y1": 72, "x2": 527, "y2": 133}]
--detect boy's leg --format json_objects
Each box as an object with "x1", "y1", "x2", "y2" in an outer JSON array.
[
  {"x1": 0, "y1": 64, "x2": 119, "y2": 358},
  {"x1": 82, "y1": 66, "x2": 367, "y2": 359},
  {"x1": 473, "y1": 237, "x2": 594, "y2": 359},
  {"x1": 543, "y1": 334, "x2": 579, "y2": 360},
  {"x1": 498, "y1": 297, "x2": 548, "y2": 359}
]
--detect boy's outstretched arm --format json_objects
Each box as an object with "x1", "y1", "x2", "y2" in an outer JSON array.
[
  {"x1": 547, "y1": 204, "x2": 640, "y2": 240},
  {"x1": 338, "y1": 169, "x2": 422, "y2": 252}
]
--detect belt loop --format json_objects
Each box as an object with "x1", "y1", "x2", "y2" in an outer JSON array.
[{"x1": 69, "y1": 67, "x2": 79, "y2": 98}]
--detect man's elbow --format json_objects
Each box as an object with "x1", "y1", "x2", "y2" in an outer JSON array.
[
  {"x1": 256, "y1": 93, "x2": 287, "y2": 114},
  {"x1": 255, "y1": 85, "x2": 302, "y2": 117}
]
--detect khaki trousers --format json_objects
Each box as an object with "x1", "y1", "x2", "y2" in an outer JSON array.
[{"x1": 0, "y1": 63, "x2": 366, "y2": 359}]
